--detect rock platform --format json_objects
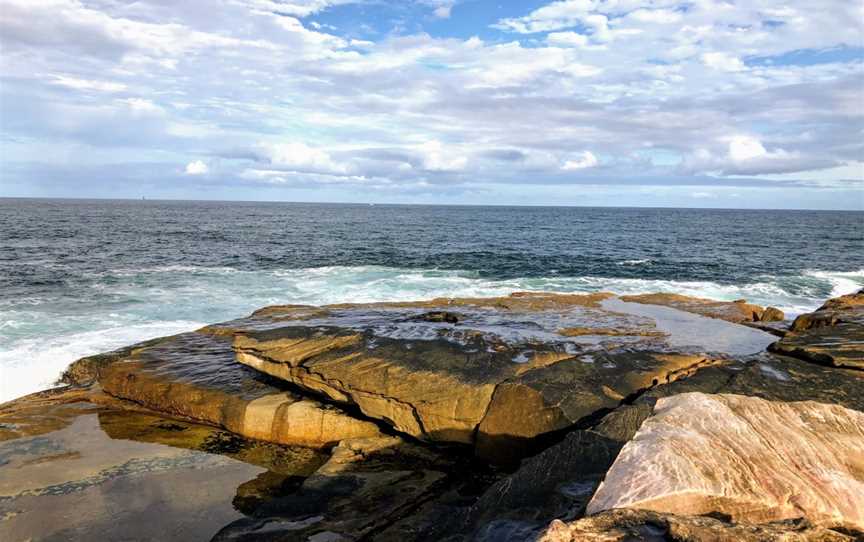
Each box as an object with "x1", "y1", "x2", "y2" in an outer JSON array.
[{"x1": 1, "y1": 290, "x2": 862, "y2": 541}]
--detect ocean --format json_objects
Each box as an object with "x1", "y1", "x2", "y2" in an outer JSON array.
[{"x1": 1, "y1": 198, "x2": 862, "y2": 402}]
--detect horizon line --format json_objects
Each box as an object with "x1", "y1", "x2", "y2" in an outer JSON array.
[{"x1": 1, "y1": 195, "x2": 862, "y2": 212}]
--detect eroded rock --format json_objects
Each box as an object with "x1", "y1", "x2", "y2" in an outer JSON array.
[
  {"x1": 230, "y1": 293, "x2": 774, "y2": 462},
  {"x1": 770, "y1": 290, "x2": 864, "y2": 369},
  {"x1": 587, "y1": 393, "x2": 864, "y2": 529},
  {"x1": 65, "y1": 329, "x2": 384, "y2": 448}
]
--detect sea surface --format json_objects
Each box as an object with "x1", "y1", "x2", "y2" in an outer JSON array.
[{"x1": 1, "y1": 198, "x2": 862, "y2": 402}]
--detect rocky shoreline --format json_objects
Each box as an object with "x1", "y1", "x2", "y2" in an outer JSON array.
[{"x1": 1, "y1": 291, "x2": 863, "y2": 541}]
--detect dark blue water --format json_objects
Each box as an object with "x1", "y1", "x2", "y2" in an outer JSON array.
[{"x1": 1, "y1": 198, "x2": 862, "y2": 400}]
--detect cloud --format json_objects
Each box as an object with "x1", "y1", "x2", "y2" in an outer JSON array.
[
  {"x1": 546, "y1": 31, "x2": 589, "y2": 48},
  {"x1": 728, "y1": 136, "x2": 768, "y2": 161},
  {"x1": 1, "y1": 0, "x2": 862, "y2": 206},
  {"x1": 680, "y1": 135, "x2": 840, "y2": 176},
  {"x1": 232, "y1": 0, "x2": 362, "y2": 18},
  {"x1": 256, "y1": 142, "x2": 348, "y2": 174},
  {"x1": 416, "y1": 140, "x2": 468, "y2": 171},
  {"x1": 418, "y1": 0, "x2": 458, "y2": 19},
  {"x1": 493, "y1": 0, "x2": 595, "y2": 34},
  {"x1": 702, "y1": 52, "x2": 746, "y2": 72},
  {"x1": 185, "y1": 160, "x2": 209, "y2": 175},
  {"x1": 562, "y1": 151, "x2": 599, "y2": 170},
  {"x1": 48, "y1": 75, "x2": 127, "y2": 92}
]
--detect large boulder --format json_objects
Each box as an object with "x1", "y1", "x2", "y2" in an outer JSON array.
[
  {"x1": 770, "y1": 290, "x2": 864, "y2": 369},
  {"x1": 64, "y1": 329, "x2": 384, "y2": 448},
  {"x1": 587, "y1": 393, "x2": 864, "y2": 530},
  {"x1": 231, "y1": 293, "x2": 775, "y2": 462}
]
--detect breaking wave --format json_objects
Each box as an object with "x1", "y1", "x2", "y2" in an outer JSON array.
[{"x1": 1, "y1": 265, "x2": 862, "y2": 402}]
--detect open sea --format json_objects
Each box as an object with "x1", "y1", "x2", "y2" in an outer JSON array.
[{"x1": 1, "y1": 198, "x2": 862, "y2": 402}]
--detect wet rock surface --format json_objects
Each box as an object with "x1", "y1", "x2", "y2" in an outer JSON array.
[
  {"x1": 0, "y1": 390, "x2": 325, "y2": 542},
  {"x1": 770, "y1": 290, "x2": 864, "y2": 369},
  {"x1": 2, "y1": 290, "x2": 862, "y2": 541},
  {"x1": 65, "y1": 329, "x2": 384, "y2": 447},
  {"x1": 619, "y1": 292, "x2": 780, "y2": 323},
  {"x1": 0, "y1": 388, "x2": 479, "y2": 542},
  {"x1": 231, "y1": 293, "x2": 775, "y2": 461}
]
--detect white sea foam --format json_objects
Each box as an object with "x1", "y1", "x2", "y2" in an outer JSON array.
[
  {"x1": 0, "y1": 320, "x2": 203, "y2": 403},
  {"x1": 617, "y1": 259, "x2": 653, "y2": 266},
  {"x1": 1, "y1": 265, "x2": 862, "y2": 403}
]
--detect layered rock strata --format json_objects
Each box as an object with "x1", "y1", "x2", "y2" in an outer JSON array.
[
  {"x1": 230, "y1": 292, "x2": 775, "y2": 461},
  {"x1": 5, "y1": 289, "x2": 862, "y2": 542},
  {"x1": 770, "y1": 290, "x2": 864, "y2": 369},
  {"x1": 64, "y1": 329, "x2": 383, "y2": 448},
  {"x1": 587, "y1": 393, "x2": 864, "y2": 529}
]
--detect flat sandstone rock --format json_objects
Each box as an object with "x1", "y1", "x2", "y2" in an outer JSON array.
[
  {"x1": 587, "y1": 393, "x2": 864, "y2": 530},
  {"x1": 231, "y1": 293, "x2": 775, "y2": 461},
  {"x1": 64, "y1": 330, "x2": 383, "y2": 448}
]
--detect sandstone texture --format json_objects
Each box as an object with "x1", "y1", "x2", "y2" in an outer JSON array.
[
  {"x1": 230, "y1": 292, "x2": 775, "y2": 461},
  {"x1": 4, "y1": 290, "x2": 862, "y2": 542},
  {"x1": 770, "y1": 289, "x2": 864, "y2": 369},
  {"x1": 64, "y1": 329, "x2": 383, "y2": 448},
  {"x1": 587, "y1": 393, "x2": 864, "y2": 529},
  {"x1": 539, "y1": 509, "x2": 859, "y2": 542}
]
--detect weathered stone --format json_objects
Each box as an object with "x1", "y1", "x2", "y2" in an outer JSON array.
[
  {"x1": 468, "y1": 429, "x2": 626, "y2": 536},
  {"x1": 66, "y1": 329, "x2": 384, "y2": 448},
  {"x1": 760, "y1": 306, "x2": 785, "y2": 322},
  {"x1": 231, "y1": 293, "x2": 774, "y2": 462},
  {"x1": 619, "y1": 292, "x2": 768, "y2": 323},
  {"x1": 633, "y1": 353, "x2": 864, "y2": 413},
  {"x1": 771, "y1": 290, "x2": 864, "y2": 369},
  {"x1": 425, "y1": 352, "x2": 864, "y2": 541},
  {"x1": 209, "y1": 435, "x2": 466, "y2": 541},
  {"x1": 587, "y1": 393, "x2": 864, "y2": 529},
  {"x1": 0, "y1": 386, "x2": 98, "y2": 441},
  {"x1": 539, "y1": 509, "x2": 860, "y2": 542}
]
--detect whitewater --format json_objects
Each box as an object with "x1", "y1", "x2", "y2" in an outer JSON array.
[{"x1": 2, "y1": 264, "x2": 862, "y2": 402}]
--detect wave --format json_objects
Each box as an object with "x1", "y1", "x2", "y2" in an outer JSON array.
[
  {"x1": 617, "y1": 259, "x2": 653, "y2": 266},
  {"x1": 0, "y1": 320, "x2": 203, "y2": 404},
  {"x1": 1, "y1": 265, "x2": 862, "y2": 402}
]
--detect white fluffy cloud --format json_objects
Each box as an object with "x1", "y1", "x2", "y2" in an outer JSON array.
[
  {"x1": 562, "y1": 151, "x2": 599, "y2": 170},
  {"x1": 681, "y1": 135, "x2": 840, "y2": 176},
  {"x1": 1, "y1": 0, "x2": 862, "y2": 201},
  {"x1": 257, "y1": 142, "x2": 348, "y2": 174},
  {"x1": 185, "y1": 160, "x2": 209, "y2": 175},
  {"x1": 702, "y1": 52, "x2": 746, "y2": 72}
]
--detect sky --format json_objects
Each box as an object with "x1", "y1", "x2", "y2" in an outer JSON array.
[{"x1": 0, "y1": 0, "x2": 863, "y2": 209}]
